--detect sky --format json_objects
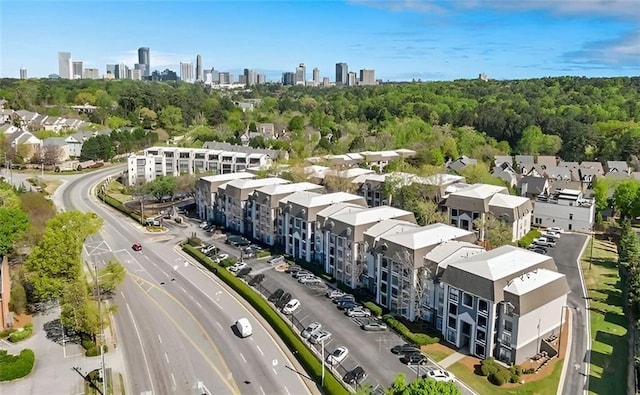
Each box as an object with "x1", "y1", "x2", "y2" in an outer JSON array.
[{"x1": 0, "y1": 0, "x2": 638, "y2": 81}]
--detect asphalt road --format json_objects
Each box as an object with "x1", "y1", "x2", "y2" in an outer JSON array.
[
  {"x1": 57, "y1": 167, "x2": 312, "y2": 395},
  {"x1": 545, "y1": 233, "x2": 590, "y2": 395},
  {"x1": 199, "y1": 226, "x2": 474, "y2": 395}
]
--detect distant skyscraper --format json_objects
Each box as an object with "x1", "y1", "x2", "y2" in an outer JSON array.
[
  {"x1": 359, "y1": 69, "x2": 376, "y2": 86},
  {"x1": 19, "y1": 68, "x2": 27, "y2": 80},
  {"x1": 243, "y1": 68, "x2": 255, "y2": 85},
  {"x1": 138, "y1": 47, "x2": 150, "y2": 77},
  {"x1": 218, "y1": 72, "x2": 231, "y2": 85},
  {"x1": 115, "y1": 64, "x2": 129, "y2": 79},
  {"x1": 295, "y1": 63, "x2": 306, "y2": 85},
  {"x1": 134, "y1": 63, "x2": 147, "y2": 77},
  {"x1": 106, "y1": 64, "x2": 116, "y2": 76},
  {"x1": 347, "y1": 71, "x2": 357, "y2": 86},
  {"x1": 322, "y1": 77, "x2": 330, "y2": 87},
  {"x1": 58, "y1": 52, "x2": 72, "y2": 79},
  {"x1": 180, "y1": 62, "x2": 194, "y2": 82},
  {"x1": 335, "y1": 62, "x2": 348, "y2": 85},
  {"x1": 83, "y1": 68, "x2": 100, "y2": 79},
  {"x1": 211, "y1": 69, "x2": 220, "y2": 84},
  {"x1": 282, "y1": 72, "x2": 295, "y2": 86},
  {"x1": 72, "y1": 61, "x2": 83, "y2": 79},
  {"x1": 312, "y1": 68, "x2": 320, "y2": 85},
  {"x1": 196, "y1": 55, "x2": 203, "y2": 81},
  {"x1": 256, "y1": 72, "x2": 265, "y2": 85}
]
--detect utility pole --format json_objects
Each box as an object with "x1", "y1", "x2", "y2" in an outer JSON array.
[
  {"x1": 321, "y1": 338, "x2": 325, "y2": 387},
  {"x1": 72, "y1": 367, "x2": 103, "y2": 395},
  {"x1": 94, "y1": 265, "x2": 107, "y2": 395}
]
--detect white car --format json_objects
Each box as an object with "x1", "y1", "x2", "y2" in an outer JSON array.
[
  {"x1": 326, "y1": 289, "x2": 345, "y2": 299},
  {"x1": 346, "y1": 307, "x2": 371, "y2": 318},
  {"x1": 301, "y1": 322, "x2": 322, "y2": 339},
  {"x1": 547, "y1": 227, "x2": 564, "y2": 234},
  {"x1": 424, "y1": 369, "x2": 455, "y2": 383},
  {"x1": 199, "y1": 221, "x2": 209, "y2": 228},
  {"x1": 326, "y1": 346, "x2": 349, "y2": 366},
  {"x1": 282, "y1": 299, "x2": 301, "y2": 315},
  {"x1": 543, "y1": 231, "x2": 561, "y2": 239},
  {"x1": 309, "y1": 330, "x2": 332, "y2": 345},
  {"x1": 228, "y1": 262, "x2": 248, "y2": 273},
  {"x1": 217, "y1": 253, "x2": 229, "y2": 261},
  {"x1": 299, "y1": 276, "x2": 321, "y2": 285}
]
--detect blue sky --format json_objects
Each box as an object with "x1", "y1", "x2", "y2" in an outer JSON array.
[{"x1": 1, "y1": 0, "x2": 638, "y2": 81}]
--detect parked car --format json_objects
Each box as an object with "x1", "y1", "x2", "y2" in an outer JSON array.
[
  {"x1": 282, "y1": 299, "x2": 301, "y2": 314},
  {"x1": 362, "y1": 321, "x2": 387, "y2": 331},
  {"x1": 309, "y1": 330, "x2": 332, "y2": 345},
  {"x1": 275, "y1": 292, "x2": 292, "y2": 309},
  {"x1": 298, "y1": 275, "x2": 320, "y2": 284},
  {"x1": 533, "y1": 237, "x2": 556, "y2": 247},
  {"x1": 301, "y1": 322, "x2": 322, "y2": 339},
  {"x1": 391, "y1": 343, "x2": 421, "y2": 355},
  {"x1": 343, "y1": 366, "x2": 367, "y2": 385},
  {"x1": 132, "y1": 243, "x2": 142, "y2": 251},
  {"x1": 217, "y1": 253, "x2": 229, "y2": 261},
  {"x1": 268, "y1": 288, "x2": 284, "y2": 303},
  {"x1": 248, "y1": 274, "x2": 265, "y2": 286},
  {"x1": 203, "y1": 223, "x2": 215, "y2": 231},
  {"x1": 337, "y1": 300, "x2": 358, "y2": 310},
  {"x1": 326, "y1": 289, "x2": 345, "y2": 299},
  {"x1": 228, "y1": 262, "x2": 248, "y2": 273},
  {"x1": 335, "y1": 295, "x2": 355, "y2": 304},
  {"x1": 199, "y1": 221, "x2": 209, "y2": 228},
  {"x1": 327, "y1": 346, "x2": 349, "y2": 366},
  {"x1": 268, "y1": 255, "x2": 285, "y2": 264},
  {"x1": 423, "y1": 369, "x2": 455, "y2": 382},
  {"x1": 402, "y1": 353, "x2": 428, "y2": 365},
  {"x1": 201, "y1": 245, "x2": 216, "y2": 255},
  {"x1": 292, "y1": 270, "x2": 312, "y2": 279},
  {"x1": 346, "y1": 307, "x2": 371, "y2": 318},
  {"x1": 236, "y1": 266, "x2": 252, "y2": 278},
  {"x1": 285, "y1": 265, "x2": 302, "y2": 274},
  {"x1": 529, "y1": 248, "x2": 548, "y2": 255},
  {"x1": 543, "y1": 231, "x2": 561, "y2": 239},
  {"x1": 547, "y1": 227, "x2": 564, "y2": 234}
]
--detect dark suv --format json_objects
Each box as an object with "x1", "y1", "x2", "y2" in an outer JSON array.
[
  {"x1": 343, "y1": 366, "x2": 367, "y2": 385},
  {"x1": 401, "y1": 353, "x2": 428, "y2": 365}
]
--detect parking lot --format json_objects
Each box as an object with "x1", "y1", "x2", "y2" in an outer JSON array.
[{"x1": 191, "y1": 222, "x2": 467, "y2": 392}]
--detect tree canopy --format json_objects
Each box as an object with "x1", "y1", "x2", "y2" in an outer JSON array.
[{"x1": 387, "y1": 373, "x2": 461, "y2": 395}]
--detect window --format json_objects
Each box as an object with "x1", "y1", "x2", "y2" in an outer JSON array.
[
  {"x1": 380, "y1": 283, "x2": 387, "y2": 294},
  {"x1": 534, "y1": 217, "x2": 542, "y2": 225},
  {"x1": 449, "y1": 288, "x2": 459, "y2": 303},
  {"x1": 462, "y1": 293, "x2": 473, "y2": 308},
  {"x1": 451, "y1": 208, "x2": 458, "y2": 216},
  {"x1": 447, "y1": 329, "x2": 456, "y2": 343},
  {"x1": 503, "y1": 320, "x2": 513, "y2": 333},
  {"x1": 478, "y1": 299, "x2": 488, "y2": 314},
  {"x1": 476, "y1": 329, "x2": 486, "y2": 343},
  {"x1": 501, "y1": 333, "x2": 512, "y2": 346},
  {"x1": 477, "y1": 315, "x2": 487, "y2": 329},
  {"x1": 448, "y1": 317, "x2": 456, "y2": 329},
  {"x1": 381, "y1": 271, "x2": 388, "y2": 282},
  {"x1": 475, "y1": 344, "x2": 486, "y2": 357},
  {"x1": 449, "y1": 303, "x2": 458, "y2": 315}
]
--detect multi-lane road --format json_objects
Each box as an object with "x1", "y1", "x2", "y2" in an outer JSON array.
[{"x1": 56, "y1": 167, "x2": 314, "y2": 395}]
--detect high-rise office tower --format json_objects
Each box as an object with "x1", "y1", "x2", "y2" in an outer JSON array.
[
  {"x1": 19, "y1": 68, "x2": 27, "y2": 79},
  {"x1": 243, "y1": 68, "x2": 255, "y2": 85},
  {"x1": 180, "y1": 62, "x2": 194, "y2": 82},
  {"x1": 359, "y1": 69, "x2": 376, "y2": 86},
  {"x1": 72, "y1": 61, "x2": 83, "y2": 79},
  {"x1": 295, "y1": 63, "x2": 306, "y2": 85},
  {"x1": 196, "y1": 55, "x2": 203, "y2": 81},
  {"x1": 347, "y1": 71, "x2": 357, "y2": 86},
  {"x1": 312, "y1": 68, "x2": 320, "y2": 85},
  {"x1": 138, "y1": 47, "x2": 150, "y2": 77},
  {"x1": 322, "y1": 77, "x2": 330, "y2": 87},
  {"x1": 256, "y1": 72, "x2": 265, "y2": 85},
  {"x1": 335, "y1": 62, "x2": 348, "y2": 85},
  {"x1": 83, "y1": 68, "x2": 100, "y2": 79},
  {"x1": 58, "y1": 52, "x2": 72, "y2": 79},
  {"x1": 282, "y1": 72, "x2": 295, "y2": 86},
  {"x1": 134, "y1": 63, "x2": 147, "y2": 77},
  {"x1": 115, "y1": 64, "x2": 129, "y2": 79},
  {"x1": 211, "y1": 69, "x2": 220, "y2": 84},
  {"x1": 106, "y1": 64, "x2": 116, "y2": 76}
]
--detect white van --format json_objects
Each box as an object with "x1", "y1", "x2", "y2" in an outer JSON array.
[{"x1": 235, "y1": 318, "x2": 252, "y2": 338}]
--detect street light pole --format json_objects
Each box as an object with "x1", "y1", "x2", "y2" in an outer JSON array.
[
  {"x1": 94, "y1": 265, "x2": 107, "y2": 395},
  {"x1": 321, "y1": 338, "x2": 325, "y2": 387}
]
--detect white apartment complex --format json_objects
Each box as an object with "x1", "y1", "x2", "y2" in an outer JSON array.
[{"x1": 532, "y1": 189, "x2": 595, "y2": 232}]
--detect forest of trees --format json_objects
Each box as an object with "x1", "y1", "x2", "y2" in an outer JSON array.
[{"x1": 1, "y1": 76, "x2": 638, "y2": 167}]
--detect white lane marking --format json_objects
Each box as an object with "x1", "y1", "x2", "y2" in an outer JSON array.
[
  {"x1": 180, "y1": 286, "x2": 187, "y2": 293},
  {"x1": 250, "y1": 337, "x2": 255, "y2": 342},
  {"x1": 272, "y1": 368, "x2": 278, "y2": 376},
  {"x1": 164, "y1": 352, "x2": 170, "y2": 364},
  {"x1": 284, "y1": 386, "x2": 291, "y2": 395},
  {"x1": 259, "y1": 386, "x2": 266, "y2": 395},
  {"x1": 158, "y1": 335, "x2": 162, "y2": 344},
  {"x1": 120, "y1": 291, "x2": 126, "y2": 299},
  {"x1": 213, "y1": 300, "x2": 222, "y2": 309},
  {"x1": 171, "y1": 372, "x2": 176, "y2": 389},
  {"x1": 256, "y1": 345, "x2": 264, "y2": 356},
  {"x1": 126, "y1": 303, "x2": 156, "y2": 395},
  {"x1": 216, "y1": 321, "x2": 223, "y2": 330},
  {"x1": 240, "y1": 353, "x2": 247, "y2": 363},
  {"x1": 196, "y1": 301, "x2": 202, "y2": 308}
]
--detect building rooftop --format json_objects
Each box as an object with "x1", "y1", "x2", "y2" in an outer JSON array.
[
  {"x1": 449, "y1": 183, "x2": 508, "y2": 199},
  {"x1": 489, "y1": 193, "x2": 531, "y2": 209},
  {"x1": 200, "y1": 172, "x2": 255, "y2": 183},
  {"x1": 331, "y1": 205, "x2": 413, "y2": 226},
  {"x1": 284, "y1": 191, "x2": 364, "y2": 208},
  {"x1": 381, "y1": 223, "x2": 474, "y2": 250},
  {"x1": 317, "y1": 203, "x2": 366, "y2": 220},
  {"x1": 256, "y1": 182, "x2": 321, "y2": 196},
  {"x1": 503, "y1": 268, "x2": 566, "y2": 296},
  {"x1": 446, "y1": 245, "x2": 550, "y2": 281},
  {"x1": 226, "y1": 177, "x2": 290, "y2": 190},
  {"x1": 363, "y1": 219, "x2": 420, "y2": 240},
  {"x1": 425, "y1": 240, "x2": 486, "y2": 271}
]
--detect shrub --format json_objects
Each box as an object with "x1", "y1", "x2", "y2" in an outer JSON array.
[
  {"x1": 0, "y1": 349, "x2": 35, "y2": 381},
  {"x1": 182, "y1": 243, "x2": 349, "y2": 395},
  {"x1": 187, "y1": 236, "x2": 202, "y2": 246},
  {"x1": 480, "y1": 358, "x2": 500, "y2": 377},
  {"x1": 523, "y1": 368, "x2": 536, "y2": 375},
  {"x1": 82, "y1": 339, "x2": 96, "y2": 351},
  {"x1": 489, "y1": 369, "x2": 512, "y2": 386},
  {"x1": 8, "y1": 324, "x2": 33, "y2": 343},
  {"x1": 102, "y1": 194, "x2": 142, "y2": 223},
  {"x1": 382, "y1": 314, "x2": 439, "y2": 346},
  {"x1": 85, "y1": 347, "x2": 100, "y2": 357},
  {"x1": 256, "y1": 250, "x2": 270, "y2": 259},
  {"x1": 518, "y1": 229, "x2": 541, "y2": 248},
  {"x1": 510, "y1": 374, "x2": 521, "y2": 383},
  {"x1": 363, "y1": 302, "x2": 382, "y2": 317},
  {"x1": 510, "y1": 364, "x2": 523, "y2": 376},
  {"x1": 219, "y1": 257, "x2": 237, "y2": 267}
]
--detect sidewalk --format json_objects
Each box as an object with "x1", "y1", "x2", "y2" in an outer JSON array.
[{"x1": 439, "y1": 351, "x2": 467, "y2": 368}]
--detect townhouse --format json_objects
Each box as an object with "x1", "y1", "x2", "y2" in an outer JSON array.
[
  {"x1": 445, "y1": 184, "x2": 532, "y2": 241},
  {"x1": 279, "y1": 192, "x2": 368, "y2": 263},
  {"x1": 195, "y1": 172, "x2": 256, "y2": 221},
  {"x1": 249, "y1": 182, "x2": 324, "y2": 246},
  {"x1": 532, "y1": 188, "x2": 595, "y2": 232}
]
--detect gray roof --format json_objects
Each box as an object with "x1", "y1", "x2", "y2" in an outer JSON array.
[
  {"x1": 579, "y1": 161, "x2": 604, "y2": 175},
  {"x1": 494, "y1": 155, "x2": 513, "y2": 166},
  {"x1": 518, "y1": 176, "x2": 548, "y2": 195},
  {"x1": 606, "y1": 161, "x2": 629, "y2": 173},
  {"x1": 43, "y1": 137, "x2": 68, "y2": 146},
  {"x1": 330, "y1": 205, "x2": 413, "y2": 227},
  {"x1": 381, "y1": 223, "x2": 474, "y2": 250},
  {"x1": 515, "y1": 155, "x2": 534, "y2": 165},
  {"x1": 536, "y1": 156, "x2": 558, "y2": 169},
  {"x1": 558, "y1": 161, "x2": 579, "y2": 169},
  {"x1": 284, "y1": 191, "x2": 365, "y2": 208},
  {"x1": 545, "y1": 166, "x2": 571, "y2": 181},
  {"x1": 202, "y1": 141, "x2": 284, "y2": 159},
  {"x1": 447, "y1": 156, "x2": 477, "y2": 173}
]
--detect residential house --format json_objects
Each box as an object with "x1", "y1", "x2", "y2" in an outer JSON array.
[
  {"x1": 13, "y1": 110, "x2": 39, "y2": 129},
  {"x1": 536, "y1": 156, "x2": 558, "y2": 171},
  {"x1": 518, "y1": 176, "x2": 550, "y2": 200},
  {"x1": 279, "y1": 191, "x2": 367, "y2": 263},
  {"x1": 42, "y1": 135, "x2": 82, "y2": 161},
  {"x1": 447, "y1": 156, "x2": 477, "y2": 173},
  {"x1": 316, "y1": 205, "x2": 416, "y2": 287},
  {"x1": 202, "y1": 141, "x2": 288, "y2": 161},
  {"x1": 439, "y1": 246, "x2": 569, "y2": 364},
  {"x1": 605, "y1": 161, "x2": 630, "y2": 175},
  {"x1": 492, "y1": 162, "x2": 518, "y2": 188},
  {"x1": 219, "y1": 177, "x2": 290, "y2": 236},
  {"x1": 360, "y1": 150, "x2": 400, "y2": 172},
  {"x1": 195, "y1": 172, "x2": 256, "y2": 221},
  {"x1": 0, "y1": 256, "x2": 11, "y2": 329},
  {"x1": 494, "y1": 155, "x2": 513, "y2": 167},
  {"x1": 0, "y1": 124, "x2": 19, "y2": 135},
  {"x1": 579, "y1": 162, "x2": 604, "y2": 188},
  {"x1": 533, "y1": 188, "x2": 595, "y2": 232},
  {"x1": 515, "y1": 155, "x2": 535, "y2": 175},
  {"x1": 0, "y1": 108, "x2": 15, "y2": 124},
  {"x1": 446, "y1": 184, "x2": 532, "y2": 241},
  {"x1": 366, "y1": 223, "x2": 476, "y2": 320},
  {"x1": 7, "y1": 129, "x2": 42, "y2": 160},
  {"x1": 307, "y1": 153, "x2": 364, "y2": 168},
  {"x1": 249, "y1": 182, "x2": 324, "y2": 246},
  {"x1": 258, "y1": 123, "x2": 275, "y2": 138},
  {"x1": 545, "y1": 166, "x2": 572, "y2": 182}
]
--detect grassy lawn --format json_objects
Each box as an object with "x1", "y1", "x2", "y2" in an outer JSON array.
[
  {"x1": 581, "y1": 237, "x2": 628, "y2": 395},
  {"x1": 422, "y1": 342, "x2": 455, "y2": 362},
  {"x1": 106, "y1": 180, "x2": 132, "y2": 203},
  {"x1": 449, "y1": 358, "x2": 562, "y2": 395}
]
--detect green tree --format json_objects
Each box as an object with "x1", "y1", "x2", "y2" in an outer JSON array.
[
  {"x1": 475, "y1": 214, "x2": 514, "y2": 249},
  {"x1": 517, "y1": 126, "x2": 562, "y2": 155},
  {"x1": 97, "y1": 260, "x2": 126, "y2": 294},
  {"x1": 613, "y1": 180, "x2": 640, "y2": 219},
  {"x1": 60, "y1": 279, "x2": 100, "y2": 336},
  {"x1": 0, "y1": 207, "x2": 29, "y2": 255},
  {"x1": 144, "y1": 176, "x2": 178, "y2": 202},
  {"x1": 288, "y1": 115, "x2": 304, "y2": 132},
  {"x1": 158, "y1": 105, "x2": 183, "y2": 132},
  {"x1": 9, "y1": 282, "x2": 28, "y2": 315},
  {"x1": 414, "y1": 200, "x2": 448, "y2": 226},
  {"x1": 138, "y1": 107, "x2": 158, "y2": 129},
  {"x1": 387, "y1": 373, "x2": 461, "y2": 395},
  {"x1": 592, "y1": 177, "x2": 610, "y2": 212},
  {"x1": 459, "y1": 163, "x2": 507, "y2": 187}
]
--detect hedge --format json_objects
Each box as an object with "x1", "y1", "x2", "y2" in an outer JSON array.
[
  {"x1": 183, "y1": 244, "x2": 349, "y2": 395},
  {"x1": 363, "y1": 301, "x2": 383, "y2": 317},
  {"x1": 256, "y1": 250, "x2": 271, "y2": 259},
  {"x1": 0, "y1": 349, "x2": 35, "y2": 381},
  {"x1": 518, "y1": 229, "x2": 541, "y2": 248},
  {"x1": 382, "y1": 314, "x2": 439, "y2": 346},
  {"x1": 480, "y1": 358, "x2": 522, "y2": 386},
  {"x1": 8, "y1": 323, "x2": 33, "y2": 343},
  {"x1": 101, "y1": 194, "x2": 142, "y2": 223}
]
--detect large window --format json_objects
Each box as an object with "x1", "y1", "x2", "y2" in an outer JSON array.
[
  {"x1": 477, "y1": 315, "x2": 487, "y2": 329},
  {"x1": 462, "y1": 292, "x2": 473, "y2": 308},
  {"x1": 478, "y1": 299, "x2": 488, "y2": 315},
  {"x1": 475, "y1": 344, "x2": 485, "y2": 358},
  {"x1": 449, "y1": 303, "x2": 458, "y2": 316},
  {"x1": 448, "y1": 317, "x2": 456, "y2": 329},
  {"x1": 503, "y1": 320, "x2": 513, "y2": 333},
  {"x1": 449, "y1": 287, "x2": 459, "y2": 303}
]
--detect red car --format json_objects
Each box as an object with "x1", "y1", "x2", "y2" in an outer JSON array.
[{"x1": 132, "y1": 243, "x2": 142, "y2": 251}]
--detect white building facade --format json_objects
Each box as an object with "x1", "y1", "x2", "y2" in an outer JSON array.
[{"x1": 532, "y1": 189, "x2": 595, "y2": 232}]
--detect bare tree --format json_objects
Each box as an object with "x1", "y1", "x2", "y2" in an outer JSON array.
[
  {"x1": 43, "y1": 145, "x2": 64, "y2": 165},
  {"x1": 392, "y1": 249, "x2": 435, "y2": 322}
]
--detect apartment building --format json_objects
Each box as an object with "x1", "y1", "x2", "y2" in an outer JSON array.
[
  {"x1": 439, "y1": 246, "x2": 569, "y2": 364},
  {"x1": 279, "y1": 192, "x2": 367, "y2": 262},
  {"x1": 532, "y1": 188, "x2": 595, "y2": 232},
  {"x1": 364, "y1": 223, "x2": 476, "y2": 320},
  {"x1": 445, "y1": 184, "x2": 532, "y2": 241},
  {"x1": 195, "y1": 172, "x2": 256, "y2": 221},
  {"x1": 250, "y1": 182, "x2": 324, "y2": 246},
  {"x1": 316, "y1": 205, "x2": 416, "y2": 287},
  {"x1": 306, "y1": 149, "x2": 416, "y2": 170},
  {"x1": 219, "y1": 178, "x2": 290, "y2": 235}
]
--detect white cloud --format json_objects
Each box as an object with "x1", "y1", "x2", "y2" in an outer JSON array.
[
  {"x1": 103, "y1": 50, "x2": 194, "y2": 68},
  {"x1": 564, "y1": 29, "x2": 640, "y2": 66}
]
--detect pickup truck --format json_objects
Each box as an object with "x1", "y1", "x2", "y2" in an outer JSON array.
[{"x1": 533, "y1": 237, "x2": 556, "y2": 247}]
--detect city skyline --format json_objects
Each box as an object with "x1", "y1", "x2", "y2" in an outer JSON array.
[{"x1": 2, "y1": 1, "x2": 638, "y2": 81}]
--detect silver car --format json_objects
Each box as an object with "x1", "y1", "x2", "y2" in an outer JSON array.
[{"x1": 301, "y1": 322, "x2": 322, "y2": 339}]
